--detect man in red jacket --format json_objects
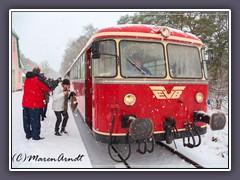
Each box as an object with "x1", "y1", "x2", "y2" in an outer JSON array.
[{"x1": 22, "y1": 67, "x2": 51, "y2": 140}]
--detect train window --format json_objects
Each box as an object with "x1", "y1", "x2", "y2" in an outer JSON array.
[
  {"x1": 203, "y1": 61, "x2": 208, "y2": 79},
  {"x1": 201, "y1": 48, "x2": 209, "y2": 79},
  {"x1": 81, "y1": 53, "x2": 86, "y2": 79},
  {"x1": 167, "y1": 44, "x2": 202, "y2": 78},
  {"x1": 76, "y1": 58, "x2": 80, "y2": 79},
  {"x1": 120, "y1": 41, "x2": 166, "y2": 78},
  {"x1": 74, "y1": 65, "x2": 78, "y2": 79},
  {"x1": 69, "y1": 60, "x2": 79, "y2": 80},
  {"x1": 92, "y1": 40, "x2": 117, "y2": 77}
]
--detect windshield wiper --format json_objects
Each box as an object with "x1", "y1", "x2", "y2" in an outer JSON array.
[{"x1": 126, "y1": 58, "x2": 147, "y2": 75}]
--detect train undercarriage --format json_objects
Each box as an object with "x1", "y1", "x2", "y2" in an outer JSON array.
[{"x1": 92, "y1": 111, "x2": 226, "y2": 162}]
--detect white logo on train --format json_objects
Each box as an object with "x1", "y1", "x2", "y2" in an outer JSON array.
[{"x1": 150, "y1": 86, "x2": 186, "y2": 99}]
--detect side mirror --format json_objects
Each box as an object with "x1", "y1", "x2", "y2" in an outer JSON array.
[
  {"x1": 202, "y1": 48, "x2": 214, "y2": 62},
  {"x1": 208, "y1": 50, "x2": 213, "y2": 62},
  {"x1": 92, "y1": 41, "x2": 100, "y2": 59}
]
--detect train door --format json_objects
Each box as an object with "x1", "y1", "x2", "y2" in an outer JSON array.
[{"x1": 85, "y1": 49, "x2": 93, "y2": 128}]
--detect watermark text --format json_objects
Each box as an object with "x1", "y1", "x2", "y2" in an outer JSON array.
[{"x1": 12, "y1": 153, "x2": 85, "y2": 163}]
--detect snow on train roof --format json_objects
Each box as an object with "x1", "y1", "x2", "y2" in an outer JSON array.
[
  {"x1": 95, "y1": 24, "x2": 203, "y2": 45},
  {"x1": 65, "y1": 24, "x2": 203, "y2": 76}
]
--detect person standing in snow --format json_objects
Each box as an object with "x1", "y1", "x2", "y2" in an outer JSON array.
[
  {"x1": 22, "y1": 67, "x2": 51, "y2": 140},
  {"x1": 52, "y1": 79, "x2": 70, "y2": 136},
  {"x1": 38, "y1": 73, "x2": 49, "y2": 121},
  {"x1": 41, "y1": 92, "x2": 50, "y2": 121}
]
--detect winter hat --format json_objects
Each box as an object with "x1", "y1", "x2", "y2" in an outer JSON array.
[
  {"x1": 62, "y1": 79, "x2": 70, "y2": 85},
  {"x1": 32, "y1": 67, "x2": 41, "y2": 75}
]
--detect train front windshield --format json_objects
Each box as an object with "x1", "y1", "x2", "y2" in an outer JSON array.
[
  {"x1": 93, "y1": 40, "x2": 203, "y2": 79},
  {"x1": 120, "y1": 41, "x2": 202, "y2": 79},
  {"x1": 120, "y1": 41, "x2": 166, "y2": 78},
  {"x1": 167, "y1": 44, "x2": 202, "y2": 78}
]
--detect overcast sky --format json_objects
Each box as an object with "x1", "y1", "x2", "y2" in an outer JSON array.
[{"x1": 11, "y1": 10, "x2": 135, "y2": 72}]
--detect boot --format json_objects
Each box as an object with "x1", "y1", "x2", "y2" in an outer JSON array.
[
  {"x1": 55, "y1": 131, "x2": 61, "y2": 136},
  {"x1": 60, "y1": 128, "x2": 68, "y2": 134},
  {"x1": 33, "y1": 137, "x2": 45, "y2": 140}
]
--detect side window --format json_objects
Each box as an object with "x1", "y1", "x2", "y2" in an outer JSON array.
[
  {"x1": 92, "y1": 40, "x2": 117, "y2": 77},
  {"x1": 70, "y1": 53, "x2": 87, "y2": 80},
  {"x1": 70, "y1": 60, "x2": 79, "y2": 80},
  {"x1": 77, "y1": 57, "x2": 81, "y2": 79},
  {"x1": 81, "y1": 53, "x2": 86, "y2": 79}
]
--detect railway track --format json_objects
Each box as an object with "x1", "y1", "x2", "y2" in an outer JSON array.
[
  {"x1": 110, "y1": 145, "x2": 131, "y2": 168},
  {"x1": 74, "y1": 110, "x2": 205, "y2": 169},
  {"x1": 109, "y1": 141, "x2": 204, "y2": 169},
  {"x1": 155, "y1": 142, "x2": 204, "y2": 168}
]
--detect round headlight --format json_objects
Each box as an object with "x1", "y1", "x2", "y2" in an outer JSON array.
[
  {"x1": 195, "y1": 92, "x2": 204, "y2": 103},
  {"x1": 124, "y1": 94, "x2": 136, "y2": 106},
  {"x1": 161, "y1": 27, "x2": 171, "y2": 38}
]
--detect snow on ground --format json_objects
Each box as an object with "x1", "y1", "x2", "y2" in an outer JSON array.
[
  {"x1": 165, "y1": 125, "x2": 229, "y2": 168},
  {"x1": 73, "y1": 111, "x2": 196, "y2": 168},
  {"x1": 10, "y1": 91, "x2": 229, "y2": 170},
  {"x1": 11, "y1": 91, "x2": 92, "y2": 169},
  {"x1": 159, "y1": 106, "x2": 229, "y2": 169}
]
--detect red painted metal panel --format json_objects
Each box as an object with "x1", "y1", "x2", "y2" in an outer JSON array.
[
  {"x1": 92, "y1": 83, "x2": 208, "y2": 134},
  {"x1": 72, "y1": 81, "x2": 85, "y2": 117},
  {"x1": 85, "y1": 50, "x2": 93, "y2": 126}
]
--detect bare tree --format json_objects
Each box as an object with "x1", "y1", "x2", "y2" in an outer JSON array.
[
  {"x1": 59, "y1": 24, "x2": 98, "y2": 76},
  {"x1": 40, "y1": 60, "x2": 50, "y2": 75}
]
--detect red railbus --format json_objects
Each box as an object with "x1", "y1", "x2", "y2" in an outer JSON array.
[{"x1": 65, "y1": 24, "x2": 226, "y2": 161}]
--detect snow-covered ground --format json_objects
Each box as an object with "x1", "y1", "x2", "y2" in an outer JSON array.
[
  {"x1": 10, "y1": 91, "x2": 229, "y2": 170},
  {"x1": 11, "y1": 91, "x2": 92, "y2": 169}
]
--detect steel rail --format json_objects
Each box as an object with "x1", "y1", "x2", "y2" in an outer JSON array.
[{"x1": 156, "y1": 141, "x2": 204, "y2": 168}]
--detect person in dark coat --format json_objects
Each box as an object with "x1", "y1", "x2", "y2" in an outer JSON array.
[
  {"x1": 41, "y1": 92, "x2": 50, "y2": 121},
  {"x1": 22, "y1": 67, "x2": 51, "y2": 140},
  {"x1": 37, "y1": 73, "x2": 50, "y2": 121}
]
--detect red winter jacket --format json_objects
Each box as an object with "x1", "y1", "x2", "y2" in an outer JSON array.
[{"x1": 22, "y1": 72, "x2": 51, "y2": 108}]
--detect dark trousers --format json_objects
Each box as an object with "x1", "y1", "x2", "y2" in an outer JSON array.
[
  {"x1": 23, "y1": 108, "x2": 41, "y2": 140},
  {"x1": 54, "y1": 111, "x2": 69, "y2": 132},
  {"x1": 42, "y1": 103, "x2": 48, "y2": 117},
  {"x1": 41, "y1": 103, "x2": 48, "y2": 119}
]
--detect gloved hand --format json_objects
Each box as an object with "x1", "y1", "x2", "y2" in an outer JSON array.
[{"x1": 68, "y1": 91, "x2": 76, "y2": 99}]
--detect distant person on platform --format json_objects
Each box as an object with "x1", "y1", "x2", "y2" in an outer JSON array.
[
  {"x1": 41, "y1": 91, "x2": 50, "y2": 121},
  {"x1": 38, "y1": 73, "x2": 50, "y2": 121},
  {"x1": 52, "y1": 79, "x2": 70, "y2": 136},
  {"x1": 22, "y1": 67, "x2": 51, "y2": 140}
]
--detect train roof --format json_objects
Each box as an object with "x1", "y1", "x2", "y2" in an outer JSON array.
[
  {"x1": 65, "y1": 24, "x2": 204, "y2": 76},
  {"x1": 93, "y1": 24, "x2": 204, "y2": 46}
]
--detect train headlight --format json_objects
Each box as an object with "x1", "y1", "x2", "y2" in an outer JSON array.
[
  {"x1": 124, "y1": 94, "x2": 136, "y2": 106},
  {"x1": 195, "y1": 92, "x2": 204, "y2": 103},
  {"x1": 160, "y1": 27, "x2": 171, "y2": 38}
]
